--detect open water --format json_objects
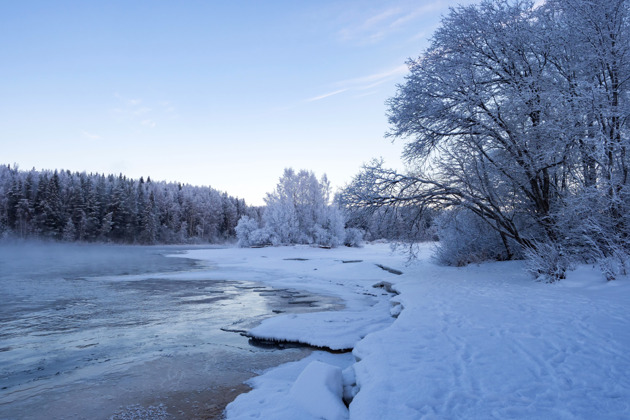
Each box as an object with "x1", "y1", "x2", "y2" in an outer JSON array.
[{"x1": 0, "y1": 242, "x2": 340, "y2": 419}]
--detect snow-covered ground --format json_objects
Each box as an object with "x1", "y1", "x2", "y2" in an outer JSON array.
[{"x1": 181, "y1": 243, "x2": 630, "y2": 420}]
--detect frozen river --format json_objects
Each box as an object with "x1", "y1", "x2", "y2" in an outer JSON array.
[{"x1": 0, "y1": 242, "x2": 341, "y2": 419}]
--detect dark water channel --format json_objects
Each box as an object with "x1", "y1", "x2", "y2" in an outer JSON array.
[{"x1": 0, "y1": 243, "x2": 342, "y2": 419}]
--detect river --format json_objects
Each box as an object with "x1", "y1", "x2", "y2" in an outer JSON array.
[{"x1": 0, "y1": 242, "x2": 341, "y2": 419}]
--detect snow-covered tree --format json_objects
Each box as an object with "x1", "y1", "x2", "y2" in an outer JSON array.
[
  {"x1": 342, "y1": 0, "x2": 630, "y2": 278},
  {"x1": 62, "y1": 217, "x2": 77, "y2": 242},
  {"x1": 237, "y1": 169, "x2": 346, "y2": 247},
  {"x1": 0, "y1": 164, "x2": 250, "y2": 244}
]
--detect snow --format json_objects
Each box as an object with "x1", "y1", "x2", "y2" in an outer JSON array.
[
  {"x1": 179, "y1": 243, "x2": 630, "y2": 419},
  {"x1": 182, "y1": 245, "x2": 399, "y2": 352},
  {"x1": 224, "y1": 351, "x2": 354, "y2": 420},
  {"x1": 289, "y1": 360, "x2": 347, "y2": 420},
  {"x1": 247, "y1": 308, "x2": 392, "y2": 351}
]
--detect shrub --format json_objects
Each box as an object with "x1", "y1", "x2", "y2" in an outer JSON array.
[
  {"x1": 235, "y1": 216, "x2": 259, "y2": 247},
  {"x1": 344, "y1": 228, "x2": 364, "y2": 248},
  {"x1": 434, "y1": 208, "x2": 517, "y2": 266},
  {"x1": 523, "y1": 241, "x2": 573, "y2": 283}
]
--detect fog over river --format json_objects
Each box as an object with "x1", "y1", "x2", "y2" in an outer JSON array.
[{"x1": 0, "y1": 242, "x2": 341, "y2": 419}]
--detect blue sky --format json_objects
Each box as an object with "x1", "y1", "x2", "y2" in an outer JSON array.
[{"x1": 1, "y1": 0, "x2": 472, "y2": 205}]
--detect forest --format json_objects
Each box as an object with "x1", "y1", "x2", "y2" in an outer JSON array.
[{"x1": 0, "y1": 164, "x2": 255, "y2": 244}]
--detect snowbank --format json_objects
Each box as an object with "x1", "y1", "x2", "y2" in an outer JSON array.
[
  {"x1": 289, "y1": 360, "x2": 347, "y2": 420},
  {"x1": 224, "y1": 351, "x2": 354, "y2": 420},
  {"x1": 179, "y1": 243, "x2": 630, "y2": 419},
  {"x1": 351, "y1": 256, "x2": 630, "y2": 419}
]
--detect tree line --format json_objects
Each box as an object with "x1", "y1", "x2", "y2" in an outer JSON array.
[{"x1": 0, "y1": 164, "x2": 256, "y2": 244}]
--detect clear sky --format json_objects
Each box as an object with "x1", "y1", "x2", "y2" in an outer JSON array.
[{"x1": 1, "y1": 0, "x2": 472, "y2": 205}]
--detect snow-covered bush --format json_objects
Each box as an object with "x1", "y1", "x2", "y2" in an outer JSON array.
[
  {"x1": 235, "y1": 216, "x2": 258, "y2": 247},
  {"x1": 235, "y1": 216, "x2": 275, "y2": 247},
  {"x1": 249, "y1": 227, "x2": 276, "y2": 247},
  {"x1": 313, "y1": 224, "x2": 336, "y2": 248},
  {"x1": 313, "y1": 222, "x2": 346, "y2": 248},
  {"x1": 344, "y1": 228, "x2": 364, "y2": 247},
  {"x1": 549, "y1": 189, "x2": 630, "y2": 280},
  {"x1": 524, "y1": 242, "x2": 573, "y2": 283},
  {"x1": 599, "y1": 256, "x2": 628, "y2": 282},
  {"x1": 434, "y1": 209, "x2": 518, "y2": 266},
  {"x1": 314, "y1": 205, "x2": 346, "y2": 248}
]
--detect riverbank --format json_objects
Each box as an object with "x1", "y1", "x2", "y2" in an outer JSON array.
[{"x1": 182, "y1": 243, "x2": 630, "y2": 419}]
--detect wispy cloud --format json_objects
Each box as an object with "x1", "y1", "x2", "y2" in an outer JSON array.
[
  {"x1": 159, "y1": 101, "x2": 176, "y2": 113},
  {"x1": 338, "y1": 1, "x2": 445, "y2": 44},
  {"x1": 114, "y1": 92, "x2": 142, "y2": 107},
  {"x1": 141, "y1": 119, "x2": 156, "y2": 128},
  {"x1": 81, "y1": 130, "x2": 101, "y2": 140},
  {"x1": 337, "y1": 65, "x2": 408, "y2": 88},
  {"x1": 307, "y1": 88, "x2": 348, "y2": 102},
  {"x1": 353, "y1": 90, "x2": 379, "y2": 99},
  {"x1": 134, "y1": 107, "x2": 152, "y2": 116},
  {"x1": 362, "y1": 7, "x2": 402, "y2": 29},
  {"x1": 111, "y1": 93, "x2": 176, "y2": 128},
  {"x1": 306, "y1": 64, "x2": 407, "y2": 103}
]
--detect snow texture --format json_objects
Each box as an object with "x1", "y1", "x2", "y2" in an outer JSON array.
[
  {"x1": 180, "y1": 243, "x2": 630, "y2": 419},
  {"x1": 289, "y1": 361, "x2": 348, "y2": 420},
  {"x1": 224, "y1": 351, "x2": 354, "y2": 420}
]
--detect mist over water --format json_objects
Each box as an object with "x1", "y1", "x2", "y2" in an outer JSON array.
[{"x1": 0, "y1": 242, "x2": 338, "y2": 419}]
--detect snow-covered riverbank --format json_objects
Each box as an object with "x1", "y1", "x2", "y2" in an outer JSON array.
[{"x1": 182, "y1": 243, "x2": 630, "y2": 419}]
